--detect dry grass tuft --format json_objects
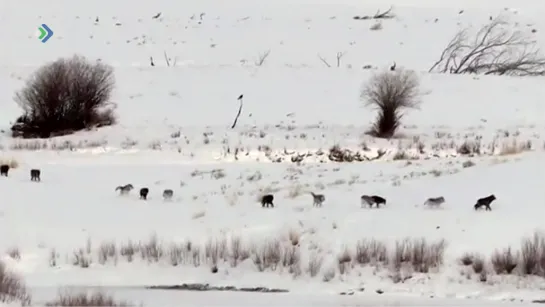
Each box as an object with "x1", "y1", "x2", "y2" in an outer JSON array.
[{"x1": 0, "y1": 261, "x2": 31, "y2": 305}]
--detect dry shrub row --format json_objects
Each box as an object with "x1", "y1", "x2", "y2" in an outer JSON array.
[
  {"x1": 460, "y1": 231, "x2": 545, "y2": 277},
  {"x1": 45, "y1": 290, "x2": 131, "y2": 306},
  {"x1": 64, "y1": 234, "x2": 447, "y2": 280},
  {"x1": 0, "y1": 261, "x2": 31, "y2": 306}
]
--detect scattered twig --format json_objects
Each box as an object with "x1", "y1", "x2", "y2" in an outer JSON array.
[
  {"x1": 336, "y1": 52, "x2": 346, "y2": 67},
  {"x1": 255, "y1": 50, "x2": 271, "y2": 66},
  {"x1": 317, "y1": 54, "x2": 331, "y2": 67},
  {"x1": 354, "y1": 6, "x2": 395, "y2": 20}
]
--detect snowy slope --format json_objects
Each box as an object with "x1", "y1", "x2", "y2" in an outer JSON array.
[{"x1": 1, "y1": 0, "x2": 545, "y2": 305}]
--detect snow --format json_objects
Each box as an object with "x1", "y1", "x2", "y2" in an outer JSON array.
[{"x1": 2, "y1": 0, "x2": 545, "y2": 305}]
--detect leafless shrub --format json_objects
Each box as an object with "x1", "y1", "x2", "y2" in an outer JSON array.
[
  {"x1": 472, "y1": 254, "x2": 485, "y2": 273},
  {"x1": 337, "y1": 247, "x2": 352, "y2": 274},
  {"x1": 491, "y1": 247, "x2": 519, "y2": 274},
  {"x1": 479, "y1": 270, "x2": 488, "y2": 282},
  {"x1": 120, "y1": 240, "x2": 138, "y2": 262},
  {"x1": 49, "y1": 248, "x2": 58, "y2": 267},
  {"x1": 520, "y1": 232, "x2": 545, "y2": 276},
  {"x1": 459, "y1": 252, "x2": 474, "y2": 266},
  {"x1": 205, "y1": 238, "x2": 228, "y2": 266},
  {"x1": 141, "y1": 234, "x2": 163, "y2": 263},
  {"x1": 229, "y1": 236, "x2": 249, "y2": 267},
  {"x1": 361, "y1": 69, "x2": 422, "y2": 138},
  {"x1": 191, "y1": 245, "x2": 201, "y2": 267},
  {"x1": 72, "y1": 248, "x2": 91, "y2": 268},
  {"x1": 499, "y1": 139, "x2": 532, "y2": 155},
  {"x1": 45, "y1": 290, "x2": 131, "y2": 306},
  {"x1": 457, "y1": 140, "x2": 481, "y2": 155},
  {"x1": 0, "y1": 261, "x2": 31, "y2": 305},
  {"x1": 429, "y1": 16, "x2": 545, "y2": 76},
  {"x1": 354, "y1": 239, "x2": 388, "y2": 265},
  {"x1": 97, "y1": 241, "x2": 117, "y2": 265},
  {"x1": 282, "y1": 246, "x2": 301, "y2": 276},
  {"x1": 167, "y1": 243, "x2": 184, "y2": 266},
  {"x1": 251, "y1": 239, "x2": 282, "y2": 272},
  {"x1": 12, "y1": 54, "x2": 116, "y2": 138},
  {"x1": 391, "y1": 238, "x2": 446, "y2": 272},
  {"x1": 393, "y1": 150, "x2": 409, "y2": 160},
  {"x1": 307, "y1": 253, "x2": 324, "y2": 277}
]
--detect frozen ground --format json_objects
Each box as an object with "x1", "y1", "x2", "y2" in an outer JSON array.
[{"x1": 2, "y1": 0, "x2": 545, "y2": 306}]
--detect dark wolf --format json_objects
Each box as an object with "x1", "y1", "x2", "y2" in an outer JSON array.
[
  {"x1": 115, "y1": 184, "x2": 134, "y2": 195},
  {"x1": 360, "y1": 195, "x2": 386, "y2": 208},
  {"x1": 0, "y1": 164, "x2": 9, "y2": 177},
  {"x1": 474, "y1": 194, "x2": 496, "y2": 211},
  {"x1": 371, "y1": 195, "x2": 387, "y2": 207},
  {"x1": 140, "y1": 187, "x2": 149, "y2": 200},
  {"x1": 310, "y1": 192, "x2": 325, "y2": 207},
  {"x1": 261, "y1": 194, "x2": 274, "y2": 208},
  {"x1": 163, "y1": 189, "x2": 174, "y2": 200},
  {"x1": 30, "y1": 169, "x2": 41, "y2": 182}
]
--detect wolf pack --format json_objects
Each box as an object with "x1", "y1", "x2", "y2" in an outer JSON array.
[
  {"x1": 0, "y1": 162, "x2": 497, "y2": 210},
  {"x1": 259, "y1": 192, "x2": 497, "y2": 211},
  {"x1": 0, "y1": 164, "x2": 174, "y2": 201},
  {"x1": 1, "y1": 164, "x2": 41, "y2": 181},
  {"x1": 114, "y1": 183, "x2": 174, "y2": 201}
]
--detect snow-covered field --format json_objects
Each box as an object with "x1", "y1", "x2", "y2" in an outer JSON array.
[{"x1": 2, "y1": 0, "x2": 545, "y2": 306}]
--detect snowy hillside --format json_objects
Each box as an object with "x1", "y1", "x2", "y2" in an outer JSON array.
[{"x1": 1, "y1": 0, "x2": 545, "y2": 306}]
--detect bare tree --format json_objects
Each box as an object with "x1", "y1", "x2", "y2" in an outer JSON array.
[
  {"x1": 361, "y1": 69, "x2": 421, "y2": 138},
  {"x1": 429, "y1": 16, "x2": 545, "y2": 76}
]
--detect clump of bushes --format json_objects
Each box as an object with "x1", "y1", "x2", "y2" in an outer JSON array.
[{"x1": 11, "y1": 55, "x2": 116, "y2": 138}]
